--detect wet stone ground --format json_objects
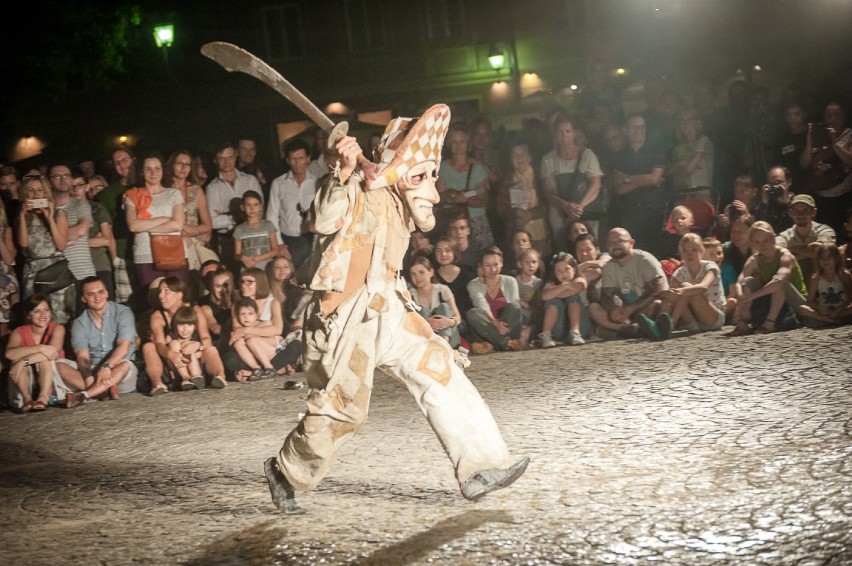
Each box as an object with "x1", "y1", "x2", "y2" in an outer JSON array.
[{"x1": 1, "y1": 325, "x2": 850, "y2": 565}]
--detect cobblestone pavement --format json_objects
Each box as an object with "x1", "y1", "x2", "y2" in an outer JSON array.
[{"x1": 1, "y1": 325, "x2": 851, "y2": 565}]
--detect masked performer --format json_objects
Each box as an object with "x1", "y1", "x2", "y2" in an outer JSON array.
[{"x1": 265, "y1": 105, "x2": 528, "y2": 514}]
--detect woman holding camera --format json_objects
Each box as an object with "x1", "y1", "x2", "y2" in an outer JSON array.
[{"x1": 17, "y1": 174, "x2": 72, "y2": 322}]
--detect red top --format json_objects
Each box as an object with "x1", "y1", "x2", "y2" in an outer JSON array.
[
  {"x1": 485, "y1": 289, "x2": 508, "y2": 318},
  {"x1": 14, "y1": 322, "x2": 65, "y2": 358}
]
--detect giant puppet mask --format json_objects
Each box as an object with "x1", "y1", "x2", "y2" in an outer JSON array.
[{"x1": 369, "y1": 104, "x2": 451, "y2": 232}]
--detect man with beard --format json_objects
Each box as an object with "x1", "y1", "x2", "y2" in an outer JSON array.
[
  {"x1": 264, "y1": 105, "x2": 528, "y2": 515},
  {"x1": 598, "y1": 227, "x2": 670, "y2": 340}
]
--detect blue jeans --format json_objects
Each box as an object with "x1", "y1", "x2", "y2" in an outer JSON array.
[
  {"x1": 543, "y1": 295, "x2": 591, "y2": 341},
  {"x1": 417, "y1": 302, "x2": 460, "y2": 348}
]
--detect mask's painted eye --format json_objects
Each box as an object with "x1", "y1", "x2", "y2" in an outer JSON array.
[{"x1": 409, "y1": 173, "x2": 425, "y2": 184}]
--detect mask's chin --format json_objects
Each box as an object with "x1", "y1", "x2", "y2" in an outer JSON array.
[{"x1": 414, "y1": 216, "x2": 436, "y2": 232}]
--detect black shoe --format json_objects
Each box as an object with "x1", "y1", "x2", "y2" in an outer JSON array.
[
  {"x1": 264, "y1": 457, "x2": 306, "y2": 515},
  {"x1": 461, "y1": 457, "x2": 530, "y2": 502},
  {"x1": 656, "y1": 313, "x2": 673, "y2": 340}
]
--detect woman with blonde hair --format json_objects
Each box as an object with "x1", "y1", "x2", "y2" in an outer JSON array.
[{"x1": 17, "y1": 174, "x2": 72, "y2": 322}]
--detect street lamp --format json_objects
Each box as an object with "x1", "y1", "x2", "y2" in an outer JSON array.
[
  {"x1": 488, "y1": 46, "x2": 505, "y2": 71},
  {"x1": 153, "y1": 23, "x2": 174, "y2": 70}
]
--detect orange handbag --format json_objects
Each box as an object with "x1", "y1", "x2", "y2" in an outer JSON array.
[{"x1": 150, "y1": 235, "x2": 188, "y2": 271}]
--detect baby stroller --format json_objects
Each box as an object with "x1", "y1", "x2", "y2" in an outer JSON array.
[{"x1": 663, "y1": 186, "x2": 720, "y2": 238}]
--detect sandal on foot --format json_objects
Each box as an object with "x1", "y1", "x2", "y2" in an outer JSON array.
[
  {"x1": 726, "y1": 323, "x2": 753, "y2": 337},
  {"x1": 209, "y1": 375, "x2": 226, "y2": 389},
  {"x1": 190, "y1": 375, "x2": 206, "y2": 389},
  {"x1": 181, "y1": 380, "x2": 196, "y2": 391},
  {"x1": 248, "y1": 369, "x2": 264, "y2": 382},
  {"x1": 20, "y1": 400, "x2": 35, "y2": 414},
  {"x1": 31, "y1": 400, "x2": 48, "y2": 411},
  {"x1": 755, "y1": 318, "x2": 776, "y2": 334},
  {"x1": 150, "y1": 384, "x2": 168, "y2": 397}
]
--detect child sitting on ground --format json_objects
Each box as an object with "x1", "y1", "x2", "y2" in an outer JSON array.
[
  {"x1": 797, "y1": 243, "x2": 852, "y2": 327},
  {"x1": 515, "y1": 248, "x2": 543, "y2": 347},
  {"x1": 166, "y1": 306, "x2": 206, "y2": 391},
  {"x1": 540, "y1": 252, "x2": 588, "y2": 347},
  {"x1": 659, "y1": 205, "x2": 695, "y2": 275},
  {"x1": 703, "y1": 236, "x2": 735, "y2": 321},
  {"x1": 230, "y1": 297, "x2": 280, "y2": 381},
  {"x1": 658, "y1": 233, "x2": 726, "y2": 336}
]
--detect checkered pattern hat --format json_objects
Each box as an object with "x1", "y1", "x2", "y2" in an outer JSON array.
[{"x1": 368, "y1": 104, "x2": 451, "y2": 190}]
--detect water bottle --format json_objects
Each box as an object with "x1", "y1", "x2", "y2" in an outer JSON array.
[{"x1": 48, "y1": 396, "x2": 60, "y2": 407}]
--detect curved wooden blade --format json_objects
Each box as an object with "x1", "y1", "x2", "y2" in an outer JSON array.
[{"x1": 201, "y1": 41, "x2": 334, "y2": 132}]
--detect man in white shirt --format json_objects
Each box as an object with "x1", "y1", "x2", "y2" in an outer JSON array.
[
  {"x1": 206, "y1": 142, "x2": 262, "y2": 272},
  {"x1": 266, "y1": 139, "x2": 316, "y2": 268}
]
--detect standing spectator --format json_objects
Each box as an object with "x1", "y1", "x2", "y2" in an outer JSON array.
[
  {"x1": 596, "y1": 227, "x2": 669, "y2": 339},
  {"x1": 206, "y1": 142, "x2": 262, "y2": 273},
  {"x1": 17, "y1": 175, "x2": 71, "y2": 322},
  {"x1": 236, "y1": 136, "x2": 268, "y2": 187},
  {"x1": 164, "y1": 150, "x2": 215, "y2": 271},
  {"x1": 306, "y1": 127, "x2": 329, "y2": 180},
  {"x1": 610, "y1": 114, "x2": 666, "y2": 255},
  {"x1": 124, "y1": 154, "x2": 187, "y2": 289},
  {"x1": 499, "y1": 141, "x2": 550, "y2": 255},
  {"x1": 267, "y1": 139, "x2": 316, "y2": 269},
  {"x1": 728, "y1": 221, "x2": 807, "y2": 335},
  {"x1": 49, "y1": 163, "x2": 95, "y2": 309},
  {"x1": 437, "y1": 123, "x2": 493, "y2": 251},
  {"x1": 465, "y1": 246, "x2": 524, "y2": 354},
  {"x1": 774, "y1": 101, "x2": 809, "y2": 188},
  {"x1": 755, "y1": 165, "x2": 794, "y2": 234},
  {"x1": 99, "y1": 149, "x2": 136, "y2": 304},
  {"x1": 803, "y1": 102, "x2": 852, "y2": 237},
  {"x1": 668, "y1": 107, "x2": 714, "y2": 192},
  {"x1": 541, "y1": 115, "x2": 604, "y2": 241},
  {"x1": 5, "y1": 295, "x2": 79, "y2": 412},
  {"x1": 73, "y1": 173, "x2": 115, "y2": 299},
  {"x1": 716, "y1": 175, "x2": 757, "y2": 241},
  {"x1": 0, "y1": 190, "x2": 18, "y2": 334},
  {"x1": 775, "y1": 194, "x2": 836, "y2": 281},
  {"x1": 0, "y1": 165, "x2": 21, "y2": 222},
  {"x1": 235, "y1": 190, "x2": 279, "y2": 272},
  {"x1": 65, "y1": 277, "x2": 138, "y2": 407}
]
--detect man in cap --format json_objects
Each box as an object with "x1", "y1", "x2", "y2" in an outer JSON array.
[
  {"x1": 775, "y1": 194, "x2": 836, "y2": 281},
  {"x1": 265, "y1": 105, "x2": 528, "y2": 514}
]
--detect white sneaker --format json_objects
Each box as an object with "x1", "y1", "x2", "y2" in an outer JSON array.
[
  {"x1": 541, "y1": 335, "x2": 557, "y2": 348},
  {"x1": 569, "y1": 332, "x2": 585, "y2": 345}
]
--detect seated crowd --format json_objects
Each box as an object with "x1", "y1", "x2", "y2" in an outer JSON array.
[{"x1": 2, "y1": 77, "x2": 851, "y2": 412}]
